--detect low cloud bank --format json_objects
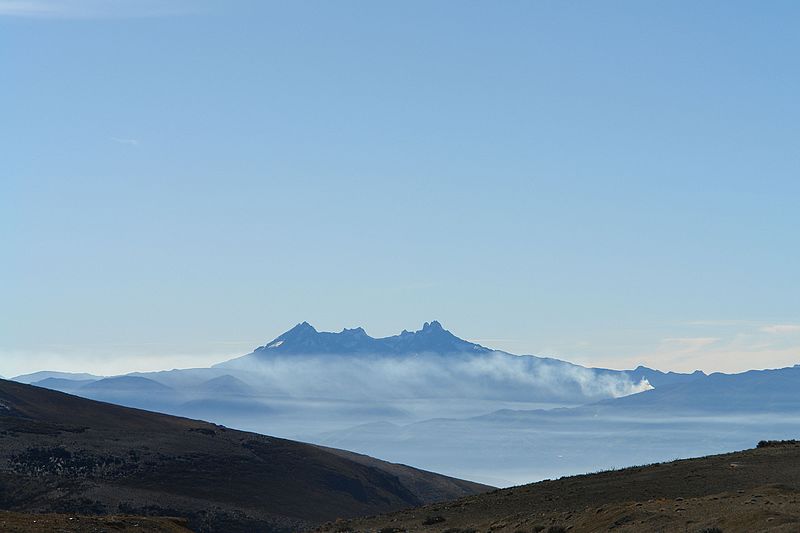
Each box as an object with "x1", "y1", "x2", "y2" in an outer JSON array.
[{"x1": 223, "y1": 351, "x2": 652, "y2": 403}]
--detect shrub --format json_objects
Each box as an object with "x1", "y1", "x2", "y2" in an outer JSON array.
[
  {"x1": 757, "y1": 439, "x2": 798, "y2": 448},
  {"x1": 422, "y1": 515, "x2": 446, "y2": 525},
  {"x1": 547, "y1": 527, "x2": 567, "y2": 533}
]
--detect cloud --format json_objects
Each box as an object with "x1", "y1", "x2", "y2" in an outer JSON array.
[
  {"x1": 685, "y1": 320, "x2": 757, "y2": 327},
  {"x1": 626, "y1": 329, "x2": 800, "y2": 374},
  {"x1": 660, "y1": 337, "x2": 720, "y2": 349},
  {"x1": 659, "y1": 337, "x2": 721, "y2": 355},
  {"x1": 220, "y1": 351, "x2": 652, "y2": 403},
  {"x1": 0, "y1": 0, "x2": 199, "y2": 19},
  {"x1": 0, "y1": 0, "x2": 56, "y2": 16},
  {"x1": 111, "y1": 137, "x2": 139, "y2": 146},
  {"x1": 760, "y1": 324, "x2": 800, "y2": 334},
  {"x1": 0, "y1": 345, "x2": 248, "y2": 378}
]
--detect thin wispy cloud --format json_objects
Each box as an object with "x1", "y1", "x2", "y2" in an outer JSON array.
[
  {"x1": 661, "y1": 337, "x2": 720, "y2": 349},
  {"x1": 634, "y1": 329, "x2": 800, "y2": 373},
  {"x1": 0, "y1": 0, "x2": 200, "y2": 19},
  {"x1": 686, "y1": 319, "x2": 760, "y2": 327},
  {"x1": 111, "y1": 137, "x2": 140, "y2": 146},
  {"x1": 761, "y1": 324, "x2": 800, "y2": 334},
  {"x1": 0, "y1": 0, "x2": 55, "y2": 16}
]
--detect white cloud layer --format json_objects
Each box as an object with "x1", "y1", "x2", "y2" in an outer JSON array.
[{"x1": 761, "y1": 324, "x2": 800, "y2": 334}]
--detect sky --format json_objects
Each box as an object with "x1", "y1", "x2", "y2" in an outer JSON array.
[{"x1": 2, "y1": 0, "x2": 799, "y2": 377}]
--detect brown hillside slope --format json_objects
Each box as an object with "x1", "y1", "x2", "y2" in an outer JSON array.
[
  {"x1": 324, "y1": 442, "x2": 800, "y2": 532},
  {"x1": 0, "y1": 511, "x2": 192, "y2": 532},
  {"x1": 0, "y1": 379, "x2": 490, "y2": 533}
]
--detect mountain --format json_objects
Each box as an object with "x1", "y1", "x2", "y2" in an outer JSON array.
[
  {"x1": 325, "y1": 441, "x2": 800, "y2": 533},
  {"x1": 215, "y1": 322, "x2": 700, "y2": 396},
  {"x1": 590, "y1": 364, "x2": 800, "y2": 414},
  {"x1": 81, "y1": 375, "x2": 175, "y2": 394},
  {"x1": 194, "y1": 374, "x2": 255, "y2": 396},
  {"x1": 12, "y1": 321, "x2": 706, "y2": 445},
  {"x1": 217, "y1": 321, "x2": 489, "y2": 366},
  {"x1": 75, "y1": 376, "x2": 180, "y2": 412},
  {"x1": 31, "y1": 377, "x2": 99, "y2": 393},
  {"x1": 620, "y1": 365, "x2": 706, "y2": 388},
  {"x1": 0, "y1": 379, "x2": 490, "y2": 532},
  {"x1": 12, "y1": 370, "x2": 103, "y2": 384},
  {"x1": 210, "y1": 321, "x2": 657, "y2": 406}
]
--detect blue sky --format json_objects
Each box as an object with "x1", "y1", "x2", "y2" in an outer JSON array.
[{"x1": 2, "y1": 0, "x2": 799, "y2": 376}]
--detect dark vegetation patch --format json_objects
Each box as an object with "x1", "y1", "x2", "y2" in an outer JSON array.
[
  {"x1": 9, "y1": 446, "x2": 137, "y2": 479},
  {"x1": 757, "y1": 439, "x2": 800, "y2": 448},
  {"x1": 188, "y1": 427, "x2": 216, "y2": 436}
]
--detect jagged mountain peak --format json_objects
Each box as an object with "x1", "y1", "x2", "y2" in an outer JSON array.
[
  {"x1": 232, "y1": 321, "x2": 489, "y2": 360},
  {"x1": 285, "y1": 321, "x2": 317, "y2": 335}
]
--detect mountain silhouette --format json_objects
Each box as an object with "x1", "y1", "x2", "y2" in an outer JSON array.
[{"x1": 217, "y1": 321, "x2": 489, "y2": 366}]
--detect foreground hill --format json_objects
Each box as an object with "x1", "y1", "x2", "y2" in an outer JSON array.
[
  {"x1": 0, "y1": 379, "x2": 490, "y2": 532},
  {"x1": 0, "y1": 512, "x2": 191, "y2": 532},
  {"x1": 325, "y1": 441, "x2": 800, "y2": 533}
]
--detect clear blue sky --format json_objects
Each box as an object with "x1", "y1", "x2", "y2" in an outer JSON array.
[{"x1": 2, "y1": 0, "x2": 799, "y2": 376}]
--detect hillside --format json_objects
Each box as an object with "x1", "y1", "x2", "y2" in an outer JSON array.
[
  {"x1": 0, "y1": 379, "x2": 490, "y2": 532},
  {"x1": 0, "y1": 512, "x2": 191, "y2": 532},
  {"x1": 325, "y1": 441, "x2": 800, "y2": 532}
]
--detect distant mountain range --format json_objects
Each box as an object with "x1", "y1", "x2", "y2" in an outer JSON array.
[
  {"x1": 13, "y1": 370, "x2": 104, "y2": 384},
  {"x1": 11, "y1": 322, "x2": 710, "y2": 436},
  {"x1": 18, "y1": 323, "x2": 681, "y2": 412},
  {"x1": 591, "y1": 364, "x2": 800, "y2": 414},
  {"x1": 14, "y1": 320, "x2": 800, "y2": 486}
]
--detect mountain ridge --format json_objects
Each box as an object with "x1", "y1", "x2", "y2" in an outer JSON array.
[{"x1": 216, "y1": 321, "x2": 489, "y2": 367}]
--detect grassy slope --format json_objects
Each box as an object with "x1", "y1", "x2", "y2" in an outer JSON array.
[{"x1": 326, "y1": 442, "x2": 800, "y2": 532}]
